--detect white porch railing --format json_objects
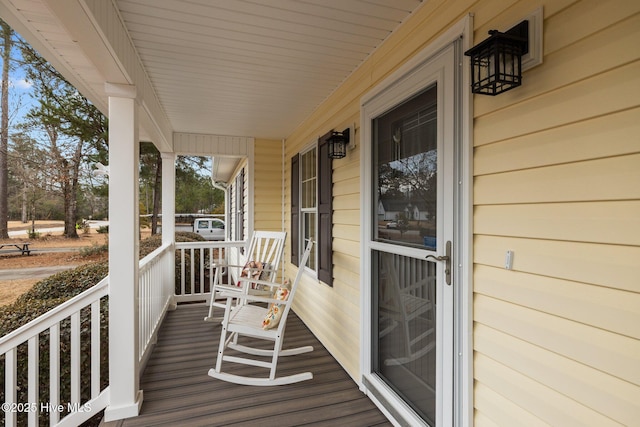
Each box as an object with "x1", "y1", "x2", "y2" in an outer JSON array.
[
  {"x1": 0, "y1": 239, "x2": 246, "y2": 427},
  {"x1": 173, "y1": 240, "x2": 245, "y2": 304},
  {"x1": 138, "y1": 242, "x2": 174, "y2": 366},
  {"x1": 0, "y1": 278, "x2": 110, "y2": 427}
]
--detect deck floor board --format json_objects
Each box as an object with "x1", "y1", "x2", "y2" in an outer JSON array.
[{"x1": 104, "y1": 304, "x2": 391, "y2": 427}]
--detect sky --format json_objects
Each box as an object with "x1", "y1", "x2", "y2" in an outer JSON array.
[
  {"x1": 4, "y1": 71, "x2": 35, "y2": 125},
  {"x1": 0, "y1": 38, "x2": 36, "y2": 127}
]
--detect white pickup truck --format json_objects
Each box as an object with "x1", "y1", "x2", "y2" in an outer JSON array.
[{"x1": 192, "y1": 218, "x2": 226, "y2": 241}]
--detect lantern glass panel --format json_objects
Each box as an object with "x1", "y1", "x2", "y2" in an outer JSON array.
[{"x1": 328, "y1": 134, "x2": 346, "y2": 159}]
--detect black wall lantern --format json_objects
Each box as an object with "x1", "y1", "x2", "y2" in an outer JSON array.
[
  {"x1": 328, "y1": 128, "x2": 350, "y2": 159},
  {"x1": 464, "y1": 20, "x2": 529, "y2": 95}
]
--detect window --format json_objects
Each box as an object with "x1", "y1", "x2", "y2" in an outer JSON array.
[
  {"x1": 234, "y1": 168, "x2": 245, "y2": 242},
  {"x1": 300, "y1": 147, "x2": 317, "y2": 271},
  {"x1": 291, "y1": 132, "x2": 333, "y2": 285}
]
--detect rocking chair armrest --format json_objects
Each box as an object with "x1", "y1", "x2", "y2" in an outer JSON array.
[
  {"x1": 212, "y1": 262, "x2": 277, "y2": 276},
  {"x1": 233, "y1": 276, "x2": 283, "y2": 290},
  {"x1": 210, "y1": 261, "x2": 238, "y2": 268},
  {"x1": 238, "y1": 267, "x2": 278, "y2": 276},
  {"x1": 218, "y1": 290, "x2": 290, "y2": 306}
]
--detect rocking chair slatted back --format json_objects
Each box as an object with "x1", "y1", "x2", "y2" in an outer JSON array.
[{"x1": 204, "y1": 230, "x2": 286, "y2": 322}]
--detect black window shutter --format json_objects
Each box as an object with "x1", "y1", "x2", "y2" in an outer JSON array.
[
  {"x1": 317, "y1": 132, "x2": 333, "y2": 286},
  {"x1": 291, "y1": 154, "x2": 300, "y2": 266}
]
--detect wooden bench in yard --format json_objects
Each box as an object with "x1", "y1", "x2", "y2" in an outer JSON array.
[{"x1": 0, "y1": 242, "x2": 31, "y2": 255}]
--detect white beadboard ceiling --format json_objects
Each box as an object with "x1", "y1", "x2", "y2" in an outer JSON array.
[
  {"x1": 0, "y1": 0, "x2": 423, "y2": 142},
  {"x1": 116, "y1": 0, "x2": 423, "y2": 139}
]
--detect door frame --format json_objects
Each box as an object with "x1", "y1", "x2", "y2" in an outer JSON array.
[{"x1": 359, "y1": 16, "x2": 473, "y2": 427}]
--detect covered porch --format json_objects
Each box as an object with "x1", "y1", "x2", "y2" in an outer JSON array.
[
  {"x1": 2, "y1": 0, "x2": 637, "y2": 426},
  {"x1": 1, "y1": 238, "x2": 391, "y2": 427}
]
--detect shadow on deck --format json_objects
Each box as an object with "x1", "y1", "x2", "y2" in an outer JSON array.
[{"x1": 104, "y1": 304, "x2": 392, "y2": 427}]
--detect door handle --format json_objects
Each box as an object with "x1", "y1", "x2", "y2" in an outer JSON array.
[{"x1": 426, "y1": 240, "x2": 452, "y2": 285}]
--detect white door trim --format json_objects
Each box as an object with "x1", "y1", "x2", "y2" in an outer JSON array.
[{"x1": 359, "y1": 15, "x2": 473, "y2": 427}]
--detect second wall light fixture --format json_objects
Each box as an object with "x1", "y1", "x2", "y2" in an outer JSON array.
[{"x1": 328, "y1": 128, "x2": 351, "y2": 159}]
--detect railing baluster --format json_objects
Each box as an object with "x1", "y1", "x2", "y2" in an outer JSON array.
[
  {"x1": 28, "y1": 336, "x2": 39, "y2": 426},
  {"x1": 71, "y1": 311, "x2": 81, "y2": 406},
  {"x1": 209, "y1": 248, "x2": 214, "y2": 291},
  {"x1": 50, "y1": 323, "x2": 60, "y2": 426},
  {"x1": 189, "y1": 248, "x2": 195, "y2": 295},
  {"x1": 180, "y1": 249, "x2": 186, "y2": 296},
  {"x1": 5, "y1": 347, "x2": 17, "y2": 427},
  {"x1": 91, "y1": 300, "x2": 100, "y2": 399}
]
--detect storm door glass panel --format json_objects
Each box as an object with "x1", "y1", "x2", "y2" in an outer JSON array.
[
  {"x1": 300, "y1": 147, "x2": 317, "y2": 270},
  {"x1": 372, "y1": 84, "x2": 439, "y2": 424},
  {"x1": 373, "y1": 86, "x2": 437, "y2": 250},
  {"x1": 373, "y1": 251, "x2": 437, "y2": 424}
]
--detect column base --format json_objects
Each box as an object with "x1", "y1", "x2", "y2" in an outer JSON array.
[{"x1": 103, "y1": 390, "x2": 144, "y2": 422}]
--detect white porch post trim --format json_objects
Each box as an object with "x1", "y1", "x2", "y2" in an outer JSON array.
[
  {"x1": 161, "y1": 152, "x2": 177, "y2": 308},
  {"x1": 104, "y1": 83, "x2": 143, "y2": 421}
]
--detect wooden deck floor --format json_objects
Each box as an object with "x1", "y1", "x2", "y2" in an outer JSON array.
[{"x1": 104, "y1": 304, "x2": 392, "y2": 427}]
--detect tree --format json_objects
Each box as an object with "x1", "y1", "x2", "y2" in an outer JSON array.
[
  {"x1": 0, "y1": 20, "x2": 12, "y2": 238},
  {"x1": 19, "y1": 44, "x2": 107, "y2": 238},
  {"x1": 140, "y1": 141, "x2": 162, "y2": 234},
  {"x1": 7, "y1": 133, "x2": 48, "y2": 231},
  {"x1": 175, "y1": 156, "x2": 223, "y2": 215}
]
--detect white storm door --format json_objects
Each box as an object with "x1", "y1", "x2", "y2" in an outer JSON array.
[{"x1": 362, "y1": 43, "x2": 457, "y2": 427}]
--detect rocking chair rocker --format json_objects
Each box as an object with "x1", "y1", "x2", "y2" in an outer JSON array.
[{"x1": 208, "y1": 241, "x2": 314, "y2": 386}]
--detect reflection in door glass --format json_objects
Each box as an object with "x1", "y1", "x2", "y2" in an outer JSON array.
[
  {"x1": 373, "y1": 85, "x2": 437, "y2": 249},
  {"x1": 374, "y1": 251, "x2": 437, "y2": 424}
]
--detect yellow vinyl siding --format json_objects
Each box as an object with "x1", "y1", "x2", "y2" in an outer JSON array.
[
  {"x1": 474, "y1": 235, "x2": 639, "y2": 293},
  {"x1": 475, "y1": 155, "x2": 640, "y2": 204},
  {"x1": 472, "y1": 1, "x2": 640, "y2": 425},
  {"x1": 474, "y1": 265, "x2": 640, "y2": 341},
  {"x1": 474, "y1": 61, "x2": 640, "y2": 145},
  {"x1": 475, "y1": 325, "x2": 638, "y2": 425},
  {"x1": 474, "y1": 109, "x2": 640, "y2": 175},
  {"x1": 474, "y1": 381, "x2": 548, "y2": 427},
  {"x1": 253, "y1": 139, "x2": 284, "y2": 233},
  {"x1": 474, "y1": 201, "x2": 640, "y2": 245},
  {"x1": 474, "y1": 352, "x2": 628, "y2": 427},
  {"x1": 280, "y1": 0, "x2": 639, "y2": 424}
]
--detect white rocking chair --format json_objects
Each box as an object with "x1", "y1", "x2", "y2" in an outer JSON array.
[
  {"x1": 208, "y1": 241, "x2": 314, "y2": 386},
  {"x1": 204, "y1": 230, "x2": 286, "y2": 322}
]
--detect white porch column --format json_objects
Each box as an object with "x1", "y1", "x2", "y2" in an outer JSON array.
[
  {"x1": 161, "y1": 152, "x2": 177, "y2": 307},
  {"x1": 161, "y1": 152, "x2": 176, "y2": 245},
  {"x1": 104, "y1": 83, "x2": 143, "y2": 421}
]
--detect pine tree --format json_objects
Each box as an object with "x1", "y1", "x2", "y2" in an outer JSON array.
[{"x1": 0, "y1": 20, "x2": 13, "y2": 238}]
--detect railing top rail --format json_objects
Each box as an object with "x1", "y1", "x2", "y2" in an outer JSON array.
[
  {"x1": 0, "y1": 277, "x2": 109, "y2": 354},
  {"x1": 175, "y1": 240, "x2": 246, "y2": 249},
  {"x1": 139, "y1": 241, "x2": 174, "y2": 271}
]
